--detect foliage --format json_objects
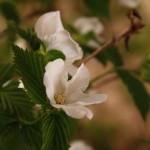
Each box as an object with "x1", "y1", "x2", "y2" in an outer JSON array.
[
  {"x1": 42, "y1": 112, "x2": 70, "y2": 150},
  {"x1": 0, "y1": 0, "x2": 150, "y2": 150},
  {"x1": 137, "y1": 54, "x2": 150, "y2": 83},
  {"x1": 83, "y1": 0, "x2": 110, "y2": 18},
  {"x1": 0, "y1": 1, "x2": 20, "y2": 23},
  {"x1": 45, "y1": 50, "x2": 65, "y2": 63},
  {"x1": 0, "y1": 63, "x2": 42, "y2": 150},
  {"x1": 117, "y1": 70, "x2": 150, "y2": 119},
  {"x1": 17, "y1": 28, "x2": 45, "y2": 51},
  {"x1": 12, "y1": 45, "x2": 47, "y2": 105}
]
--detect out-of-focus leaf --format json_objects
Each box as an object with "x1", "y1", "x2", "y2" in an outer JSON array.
[
  {"x1": 12, "y1": 45, "x2": 47, "y2": 105},
  {"x1": 117, "y1": 70, "x2": 150, "y2": 119},
  {"x1": 42, "y1": 113, "x2": 70, "y2": 150},
  {"x1": 45, "y1": 50, "x2": 65, "y2": 63},
  {"x1": 39, "y1": 0, "x2": 56, "y2": 5},
  {"x1": 84, "y1": 0, "x2": 110, "y2": 18},
  {"x1": 137, "y1": 54, "x2": 150, "y2": 82},
  {"x1": 104, "y1": 45, "x2": 123, "y2": 67},
  {"x1": 0, "y1": 1, "x2": 20, "y2": 23}
]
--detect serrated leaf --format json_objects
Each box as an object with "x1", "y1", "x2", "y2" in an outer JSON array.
[
  {"x1": 0, "y1": 2, "x2": 20, "y2": 23},
  {"x1": 0, "y1": 63, "x2": 15, "y2": 86},
  {"x1": 0, "y1": 63, "x2": 34, "y2": 119},
  {"x1": 117, "y1": 70, "x2": 150, "y2": 119},
  {"x1": 17, "y1": 28, "x2": 45, "y2": 51},
  {"x1": 42, "y1": 113, "x2": 70, "y2": 150},
  {"x1": 0, "y1": 80, "x2": 34, "y2": 119},
  {"x1": 12, "y1": 45, "x2": 47, "y2": 105},
  {"x1": 45, "y1": 50, "x2": 65, "y2": 63},
  {"x1": 84, "y1": 0, "x2": 110, "y2": 18}
]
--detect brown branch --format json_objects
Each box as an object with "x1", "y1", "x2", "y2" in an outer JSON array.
[{"x1": 77, "y1": 21, "x2": 144, "y2": 66}]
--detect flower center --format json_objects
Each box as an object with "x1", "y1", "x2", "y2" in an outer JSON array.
[{"x1": 54, "y1": 93, "x2": 66, "y2": 104}]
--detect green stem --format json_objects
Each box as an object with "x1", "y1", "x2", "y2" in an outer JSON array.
[{"x1": 90, "y1": 68, "x2": 115, "y2": 85}]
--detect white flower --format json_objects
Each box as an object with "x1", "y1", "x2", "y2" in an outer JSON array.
[
  {"x1": 74, "y1": 17, "x2": 104, "y2": 36},
  {"x1": 44, "y1": 59, "x2": 107, "y2": 119},
  {"x1": 35, "y1": 11, "x2": 83, "y2": 63},
  {"x1": 44, "y1": 30, "x2": 83, "y2": 63},
  {"x1": 69, "y1": 140, "x2": 93, "y2": 150},
  {"x1": 74, "y1": 17, "x2": 104, "y2": 49},
  {"x1": 119, "y1": 0, "x2": 140, "y2": 8},
  {"x1": 35, "y1": 11, "x2": 64, "y2": 39}
]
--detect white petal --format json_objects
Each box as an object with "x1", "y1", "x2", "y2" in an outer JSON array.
[
  {"x1": 66, "y1": 64, "x2": 90, "y2": 96},
  {"x1": 43, "y1": 59, "x2": 67, "y2": 104},
  {"x1": 77, "y1": 94, "x2": 108, "y2": 106},
  {"x1": 119, "y1": 0, "x2": 140, "y2": 8},
  {"x1": 66, "y1": 90, "x2": 107, "y2": 105},
  {"x1": 35, "y1": 11, "x2": 64, "y2": 39},
  {"x1": 64, "y1": 62, "x2": 78, "y2": 76},
  {"x1": 74, "y1": 17, "x2": 104, "y2": 36},
  {"x1": 53, "y1": 104, "x2": 93, "y2": 119},
  {"x1": 46, "y1": 30, "x2": 83, "y2": 62},
  {"x1": 70, "y1": 140, "x2": 94, "y2": 150}
]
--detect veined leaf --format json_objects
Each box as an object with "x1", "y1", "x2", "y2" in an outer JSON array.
[
  {"x1": 0, "y1": 63, "x2": 15, "y2": 86},
  {"x1": 0, "y1": 80, "x2": 34, "y2": 119},
  {"x1": 0, "y1": 63, "x2": 34, "y2": 119},
  {"x1": 42, "y1": 113, "x2": 70, "y2": 150},
  {"x1": 84, "y1": 0, "x2": 110, "y2": 18},
  {"x1": 12, "y1": 45, "x2": 47, "y2": 105},
  {"x1": 0, "y1": 109, "x2": 17, "y2": 126},
  {"x1": 21, "y1": 123, "x2": 42, "y2": 150},
  {"x1": 117, "y1": 70, "x2": 150, "y2": 119},
  {"x1": 0, "y1": 2, "x2": 20, "y2": 23},
  {"x1": 0, "y1": 63, "x2": 42, "y2": 149}
]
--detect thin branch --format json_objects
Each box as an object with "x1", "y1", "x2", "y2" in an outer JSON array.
[{"x1": 77, "y1": 21, "x2": 144, "y2": 66}]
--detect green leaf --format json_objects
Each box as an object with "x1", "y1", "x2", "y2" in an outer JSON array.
[
  {"x1": 42, "y1": 113, "x2": 70, "y2": 150},
  {"x1": 12, "y1": 45, "x2": 47, "y2": 105},
  {"x1": 17, "y1": 28, "x2": 45, "y2": 51},
  {"x1": 0, "y1": 63, "x2": 15, "y2": 86},
  {"x1": 0, "y1": 80, "x2": 34, "y2": 119},
  {"x1": 117, "y1": 70, "x2": 150, "y2": 119},
  {"x1": 21, "y1": 123, "x2": 42, "y2": 150},
  {"x1": 45, "y1": 50, "x2": 65, "y2": 63},
  {"x1": 137, "y1": 55, "x2": 150, "y2": 83},
  {"x1": 0, "y1": 2, "x2": 20, "y2": 23},
  {"x1": 84, "y1": 0, "x2": 110, "y2": 18},
  {"x1": 0, "y1": 63, "x2": 34, "y2": 119},
  {"x1": 104, "y1": 45, "x2": 123, "y2": 67},
  {"x1": 0, "y1": 109, "x2": 17, "y2": 126}
]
